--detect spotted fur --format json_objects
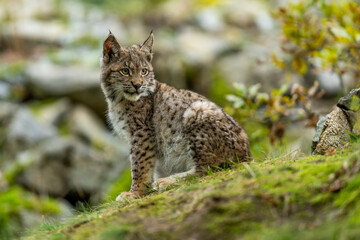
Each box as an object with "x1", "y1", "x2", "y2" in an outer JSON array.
[{"x1": 100, "y1": 32, "x2": 251, "y2": 201}]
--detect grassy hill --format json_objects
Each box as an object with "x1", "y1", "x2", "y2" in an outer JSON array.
[{"x1": 24, "y1": 145, "x2": 360, "y2": 240}]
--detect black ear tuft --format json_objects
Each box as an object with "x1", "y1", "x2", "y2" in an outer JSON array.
[
  {"x1": 140, "y1": 31, "x2": 154, "y2": 54},
  {"x1": 103, "y1": 32, "x2": 122, "y2": 64}
]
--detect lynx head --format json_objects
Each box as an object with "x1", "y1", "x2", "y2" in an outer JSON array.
[{"x1": 100, "y1": 31, "x2": 156, "y2": 102}]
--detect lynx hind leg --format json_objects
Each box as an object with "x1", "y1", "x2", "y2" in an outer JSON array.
[
  {"x1": 152, "y1": 168, "x2": 196, "y2": 191},
  {"x1": 184, "y1": 101, "x2": 251, "y2": 170}
]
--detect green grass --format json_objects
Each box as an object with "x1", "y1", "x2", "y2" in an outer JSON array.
[{"x1": 24, "y1": 144, "x2": 360, "y2": 240}]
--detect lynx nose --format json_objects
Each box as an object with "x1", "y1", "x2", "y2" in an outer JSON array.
[{"x1": 132, "y1": 82, "x2": 142, "y2": 90}]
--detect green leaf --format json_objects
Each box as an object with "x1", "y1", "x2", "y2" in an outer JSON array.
[
  {"x1": 226, "y1": 95, "x2": 245, "y2": 108},
  {"x1": 233, "y1": 83, "x2": 247, "y2": 97},
  {"x1": 249, "y1": 84, "x2": 261, "y2": 97},
  {"x1": 256, "y1": 93, "x2": 269, "y2": 104},
  {"x1": 292, "y1": 57, "x2": 307, "y2": 75}
]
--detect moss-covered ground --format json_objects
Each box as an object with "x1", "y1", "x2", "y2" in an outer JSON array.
[{"x1": 24, "y1": 145, "x2": 360, "y2": 240}]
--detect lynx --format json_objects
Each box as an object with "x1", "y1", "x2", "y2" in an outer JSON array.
[{"x1": 100, "y1": 31, "x2": 251, "y2": 201}]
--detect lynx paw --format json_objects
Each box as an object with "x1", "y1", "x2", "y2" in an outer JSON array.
[
  {"x1": 153, "y1": 177, "x2": 178, "y2": 191},
  {"x1": 115, "y1": 191, "x2": 139, "y2": 202}
]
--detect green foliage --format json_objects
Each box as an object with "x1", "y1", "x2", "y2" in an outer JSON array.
[
  {"x1": 226, "y1": 0, "x2": 360, "y2": 152},
  {"x1": 209, "y1": 69, "x2": 234, "y2": 106},
  {"x1": 103, "y1": 168, "x2": 132, "y2": 203},
  {"x1": 0, "y1": 61, "x2": 27, "y2": 101},
  {"x1": 349, "y1": 94, "x2": 360, "y2": 111},
  {"x1": 226, "y1": 83, "x2": 292, "y2": 122},
  {"x1": 29, "y1": 99, "x2": 58, "y2": 116},
  {"x1": 4, "y1": 162, "x2": 31, "y2": 185},
  {"x1": 226, "y1": 82, "x2": 321, "y2": 148},
  {"x1": 0, "y1": 186, "x2": 61, "y2": 239},
  {"x1": 70, "y1": 35, "x2": 101, "y2": 49},
  {"x1": 0, "y1": 61, "x2": 25, "y2": 80},
  {"x1": 274, "y1": 0, "x2": 360, "y2": 91}
]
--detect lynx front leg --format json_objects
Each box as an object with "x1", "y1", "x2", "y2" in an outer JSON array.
[{"x1": 116, "y1": 129, "x2": 156, "y2": 202}]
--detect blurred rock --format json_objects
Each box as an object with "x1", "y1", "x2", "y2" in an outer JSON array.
[
  {"x1": 224, "y1": 0, "x2": 273, "y2": 31},
  {"x1": 65, "y1": 104, "x2": 129, "y2": 181},
  {"x1": 34, "y1": 98, "x2": 72, "y2": 127},
  {"x1": 69, "y1": 139, "x2": 111, "y2": 196},
  {"x1": 69, "y1": 88, "x2": 106, "y2": 119},
  {"x1": 153, "y1": 51, "x2": 187, "y2": 90},
  {"x1": 0, "y1": 102, "x2": 19, "y2": 122},
  {"x1": 6, "y1": 108, "x2": 57, "y2": 154},
  {"x1": 25, "y1": 60, "x2": 99, "y2": 96},
  {"x1": 196, "y1": 9, "x2": 225, "y2": 32},
  {"x1": 0, "y1": 82, "x2": 11, "y2": 100},
  {"x1": 177, "y1": 28, "x2": 232, "y2": 65},
  {"x1": 255, "y1": 11, "x2": 274, "y2": 32},
  {"x1": 156, "y1": 0, "x2": 192, "y2": 27},
  {"x1": 67, "y1": 105, "x2": 110, "y2": 144},
  {"x1": 306, "y1": 59, "x2": 342, "y2": 96},
  {"x1": 317, "y1": 71, "x2": 341, "y2": 96},
  {"x1": 58, "y1": 200, "x2": 74, "y2": 220},
  {"x1": 287, "y1": 123, "x2": 316, "y2": 153},
  {"x1": 0, "y1": 0, "x2": 57, "y2": 23},
  {"x1": 15, "y1": 140, "x2": 71, "y2": 196},
  {"x1": 25, "y1": 60, "x2": 106, "y2": 116},
  {"x1": 4, "y1": 20, "x2": 66, "y2": 44},
  {"x1": 19, "y1": 209, "x2": 43, "y2": 229},
  {"x1": 16, "y1": 136, "x2": 127, "y2": 204},
  {"x1": 216, "y1": 49, "x2": 284, "y2": 90}
]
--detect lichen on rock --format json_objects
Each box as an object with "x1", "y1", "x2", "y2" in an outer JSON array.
[{"x1": 312, "y1": 88, "x2": 360, "y2": 155}]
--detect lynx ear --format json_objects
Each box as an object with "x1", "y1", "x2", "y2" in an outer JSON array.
[
  {"x1": 103, "y1": 32, "x2": 122, "y2": 64},
  {"x1": 140, "y1": 31, "x2": 154, "y2": 61}
]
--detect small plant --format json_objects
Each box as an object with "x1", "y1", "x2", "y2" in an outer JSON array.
[
  {"x1": 226, "y1": 82, "x2": 323, "y2": 145},
  {"x1": 273, "y1": 0, "x2": 360, "y2": 93},
  {"x1": 75, "y1": 201, "x2": 94, "y2": 214}
]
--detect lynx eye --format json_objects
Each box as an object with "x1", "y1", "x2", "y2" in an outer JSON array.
[
  {"x1": 141, "y1": 68, "x2": 148, "y2": 76},
  {"x1": 120, "y1": 68, "x2": 130, "y2": 75}
]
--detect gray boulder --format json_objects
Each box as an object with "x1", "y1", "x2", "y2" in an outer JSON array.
[
  {"x1": 177, "y1": 28, "x2": 234, "y2": 65},
  {"x1": 0, "y1": 82, "x2": 11, "y2": 100},
  {"x1": 6, "y1": 107, "x2": 57, "y2": 154},
  {"x1": 312, "y1": 88, "x2": 360, "y2": 155},
  {"x1": 34, "y1": 98, "x2": 72, "y2": 127},
  {"x1": 15, "y1": 136, "x2": 126, "y2": 204},
  {"x1": 25, "y1": 60, "x2": 99, "y2": 95},
  {"x1": 0, "y1": 102, "x2": 19, "y2": 122},
  {"x1": 216, "y1": 49, "x2": 284, "y2": 90},
  {"x1": 25, "y1": 60, "x2": 106, "y2": 116}
]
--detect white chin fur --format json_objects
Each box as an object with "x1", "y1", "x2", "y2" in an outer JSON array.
[{"x1": 124, "y1": 92, "x2": 143, "y2": 101}]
